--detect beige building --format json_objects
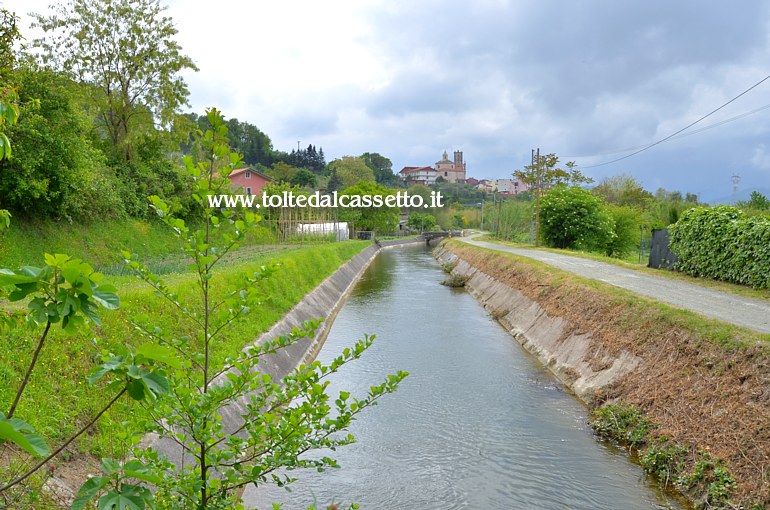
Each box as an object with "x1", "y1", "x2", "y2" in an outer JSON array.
[
  {"x1": 494, "y1": 178, "x2": 529, "y2": 195},
  {"x1": 434, "y1": 150, "x2": 466, "y2": 183}
]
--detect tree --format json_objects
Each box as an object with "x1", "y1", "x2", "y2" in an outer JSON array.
[
  {"x1": 540, "y1": 185, "x2": 613, "y2": 251},
  {"x1": 361, "y1": 152, "x2": 400, "y2": 187},
  {"x1": 737, "y1": 190, "x2": 770, "y2": 211},
  {"x1": 223, "y1": 117, "x2": 274, "y2": 167},
  {"x1": 338, "y1": 181, "x2": 400, "y2": 233},
  {"x1": 328, "y1": 156, "x2": 375, "y2": 188},
  {"x1": 605, "y1": 205, "x2": 642, "y2": 258},
  {"x1": 513, "y1": 152, "x2": 593, "y2": 246},
  {"x1": 406, "y1": 212, "x2": 436, "y2": 232},
  {"x1": 406, "y1": 184, "x2": 433, "y2": 211},
  {"x1": 326, "y1": 168, "x2": 343, "y2": 192},
  {"x1": 0, "y1": 8, "x2": 20, "y2": 76},
  {"x1": 32, "y1": 0, "x2": 198, "y2": 161},
  {"x1": 0, "y1": 8, "x2": 20, "y2": 162},
  {"x1": 0, "y1": 8, "x2": 21, "y2": 228},
  {"x1": 74, "y1": 109, "x2": 406, "y2": 509},
  {"x1": 0, "y1": 69, "x2": 123, "y2": 220},
  {"x1": 430, "y1": 181, "x2": 482, "y2": 206},
  {"x1": 592, "y1": 173, "x2": 652, "y2": 208},
  {"x1": 278, "y1": 143, "x2": 325, "y2": 174},
  {"x1": 289, "y1": 167, "x2": 317, "y2": 188},
  {"x1": 269, "y1": 161, "x2": 299, "y2": 183}
]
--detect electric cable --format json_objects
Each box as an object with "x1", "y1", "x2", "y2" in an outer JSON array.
[{"x1": 574, "y1": 73, "x2": 770, "y2": 169}]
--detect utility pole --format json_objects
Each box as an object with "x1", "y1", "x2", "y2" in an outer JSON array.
[
  {"x1": 492, "y1": 192, "x2": 497, "y2": 236},
  {"x1": 480, "y1": 196, "x2": 485, "y2": 230},
  {"x1": 534, "y1": 148, "x2": 542, "y2": 247}
]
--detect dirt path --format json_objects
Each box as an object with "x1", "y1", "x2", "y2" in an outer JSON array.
[{"x1": 459, "y1": 236, "x2": 770, "y2": 334}]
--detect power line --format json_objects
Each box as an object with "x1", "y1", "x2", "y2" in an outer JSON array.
[
  {"x1": 566, "y1": 102, "x2": 770, "y2": 158},
  {"x1": 575, "y1": 73, "x2": 770, "y2": 169}
]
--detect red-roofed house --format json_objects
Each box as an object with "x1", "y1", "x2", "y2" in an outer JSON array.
[
  {"x1": 400, "y1": 150, "x2": 467, "y2": 185},
  {"x1": 228, "y1": 168, "x2": 271, "y2": 196},
  {"x1": 398, "y1": 166, "x2": 437, "y2": 185}
]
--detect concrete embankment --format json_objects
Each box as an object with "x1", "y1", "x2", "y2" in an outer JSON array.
[
  {"x1": 145, "y1": 238, "x2": 423, "y2": 470},
  {"x1": 435, "y1": 241, "x2": 770, "y2": 507},
  {"x1": 225, "y1": 238, "x2": 422, "y2": 386}
]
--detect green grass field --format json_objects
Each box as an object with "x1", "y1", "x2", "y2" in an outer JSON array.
[{"x1": 1, "y1": 221, "x2": 369, "y2": 463}]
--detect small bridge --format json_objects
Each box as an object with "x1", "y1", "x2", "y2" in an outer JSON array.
[{"x1": 420, "y1": 230, "x2": 465, "y2": 245}]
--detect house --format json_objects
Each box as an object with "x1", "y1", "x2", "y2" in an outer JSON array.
[
  {"x1": 494, "y1": 178, "x2": 529, "y2": 196},
  {"x1": 398, "y1": 166, "x2": 437, "y2": 185},
  {"x1": 399, "y1": 149, "x2": 468, "y2": 185},
  {"x1": 227, "y1": 168, "x2": 271, "y2": 196},
  {"x1": 475, "y1": 179, "x2": 494, "y2": 192},
  {"x1": 465, "y1": 177, "x2": 480, "y2": 187}
]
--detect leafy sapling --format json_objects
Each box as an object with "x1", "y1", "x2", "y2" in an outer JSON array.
[{"x1": 74, "y1": 108, "x2": 406, "y2": 510}]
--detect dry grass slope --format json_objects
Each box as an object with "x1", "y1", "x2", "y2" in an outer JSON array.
[{"x1": 445, "y1": 240, "x2": 770, "y2": 507}]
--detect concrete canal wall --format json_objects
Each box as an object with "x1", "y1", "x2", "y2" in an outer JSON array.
[
  {"x1": 434, "y1": 244, "x2": 639, "y2": 401},
  {"x1": 435, "y1": 241, "x2": 770, "y2": 507}
]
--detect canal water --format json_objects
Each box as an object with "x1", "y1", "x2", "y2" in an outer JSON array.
[{"x1": 244, "y1": 245, "x2": 683, "y2": 509}]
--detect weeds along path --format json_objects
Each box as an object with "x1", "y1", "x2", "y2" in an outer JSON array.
[{"x1": 459, "y1": 235, "x2": 770, "y2": 334}]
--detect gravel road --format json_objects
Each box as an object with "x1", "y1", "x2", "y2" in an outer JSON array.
[{"x1": 459, "y1": 236, "x2": 770, "y2": 334}]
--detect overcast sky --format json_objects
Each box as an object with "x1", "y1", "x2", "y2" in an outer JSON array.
[{"x1": 12, "y1": 0, "x2": 770, "y2": 201}]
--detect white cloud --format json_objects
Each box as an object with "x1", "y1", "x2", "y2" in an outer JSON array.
[{"x1": 8, "y1": 0, "x2": 770, "y2": 200}]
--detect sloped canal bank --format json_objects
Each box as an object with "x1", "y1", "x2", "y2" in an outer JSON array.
[{"x1": 245, "y1": 244, "x2": 685, "y2": 509}]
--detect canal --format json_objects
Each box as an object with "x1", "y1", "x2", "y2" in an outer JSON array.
[{"x1": 244, "y1": 244, "x2": 684, "y2": 509}]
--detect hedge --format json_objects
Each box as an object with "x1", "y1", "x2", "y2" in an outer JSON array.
[{"x1": 668, "y1": 206, "x2": 770, "y2": 289}]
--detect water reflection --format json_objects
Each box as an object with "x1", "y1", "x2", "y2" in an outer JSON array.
[{"x1": 244, "y1": 245, "x2": 684, "y2": 510}]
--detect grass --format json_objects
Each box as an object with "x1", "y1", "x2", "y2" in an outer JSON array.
[
  {"x1": 592, "y1": 403, "x2": 737, "y2": 509},
  {"x1": 472, "y1": 234, "x2": 770, "y2": 303},
  {"x1": 0, "y1": 217, "x2": 278, "y2": 270},
  {"x1": 0, "y1": 239, "x2": 369, "y2": 465}
]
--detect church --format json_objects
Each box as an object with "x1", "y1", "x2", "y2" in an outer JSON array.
[
  {"x1": 399, "y1": 150, "x2": 467, "y2": 185},
  {"x1": 434, "y1": 150, "x2": 466, "y2": 183}
]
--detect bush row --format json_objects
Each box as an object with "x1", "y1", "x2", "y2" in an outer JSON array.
[{"x1": 668, "y1": 205, "x2": 770, "y2": 289}]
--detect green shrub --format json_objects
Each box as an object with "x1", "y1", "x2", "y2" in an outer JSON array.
[
  {"x1": 540, "y1": 185, "x2": 614, "y2": 251},
  {"x1": 640, "y1": 438, "x2": 688, "y2": 486},
  {"x1": 591, "y1": 402, "x2": 652, "y2": 449},
  {"x1": 677, "y1": 453, "x2": 736, "y2": 508},
  {"x1": 669, "y1": 206, "x2": 770, "y2": 289},
  {"x1": 492, "y1": 199, "x2": 532, "y2": 243},
  {"x1": 605, "y1": 205, "x2": 642, "y2": 257}
]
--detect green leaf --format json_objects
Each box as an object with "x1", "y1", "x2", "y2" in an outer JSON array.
[
  {"x1": 0, "y1": 418, "x2": 49, "y2": 457},
  {"x1": 123, "y1": 460, "x2": 162, "y2": 484},
  {"x1": 88, "y1": 356, "x2": 125, "y2": 384},
  {"x1": 126, "y1": 379, "x2": 146, "y2": 401},
  {"x1": 72, "y1": 476, "x2": 110, "y2": 510},
  {"x1": 101, "y1": 457, "x2": 121, "y2": 476},
  {"x1": 140, "y1": 370, "x2": 169, "y2": 397},
  {"x1": 97, "y1": 490, "x2": 144, "y2": 510},
  {"x1": 136, "y1": 343, "x2": 182, "y2": 369},
  {"x1": 0, "y1": 133, "x2": 11, "y2": 160},
  {"x1": 61, "y1": 263, "x2": 85, "y2": 286},
  {"x1": 92, "y1": 287, "x2": 120, "y2": 310},
  {"x1": 0, "y1": 268, "x2": 40, "y2": 285},
  {"x1": 44, "y1": 253, "x2": 71, "y2": 268}
]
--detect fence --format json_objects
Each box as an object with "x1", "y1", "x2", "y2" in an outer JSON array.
[
  {"x1": 648, "y1": 228, "x2": 678, "y2": 269},
  {"x1": 261, "y1": 206, "x2": 350, "y2": 244}
]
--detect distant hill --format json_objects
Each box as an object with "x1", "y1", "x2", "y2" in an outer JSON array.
[{"x1": 709, "y1": 187, "x2": 770, "y2": 205}]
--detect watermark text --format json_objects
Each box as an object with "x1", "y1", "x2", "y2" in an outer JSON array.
[{"x1": 207, "y1": 191, "x2": 444, "y2": 209}]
